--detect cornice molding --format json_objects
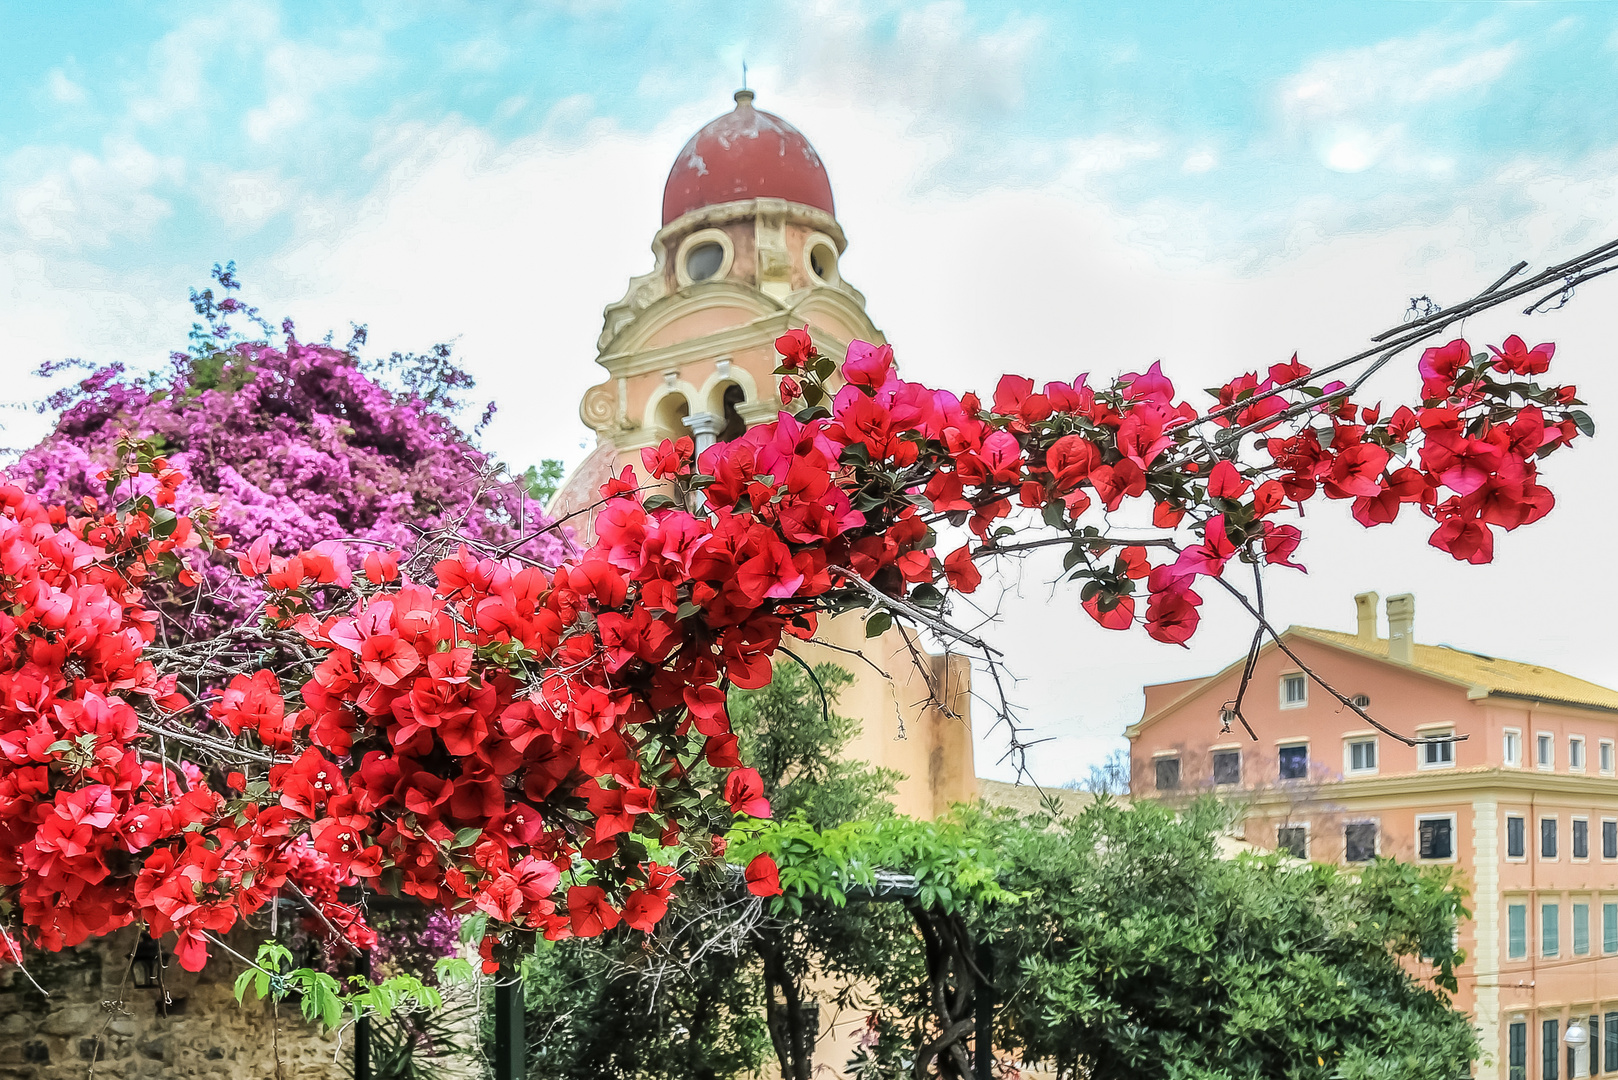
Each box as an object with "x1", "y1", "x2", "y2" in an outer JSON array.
[
  {"x1": 657, "y1": 198, "x2": 847, "y2": 253},
  {"x1": 1231, "y1": 767, "x2": 1618, "y2": 811}
]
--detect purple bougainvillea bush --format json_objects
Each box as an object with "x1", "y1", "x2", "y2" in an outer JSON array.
[{"x1": 12, "y1": 265, "x2": 569, "y2": 635}]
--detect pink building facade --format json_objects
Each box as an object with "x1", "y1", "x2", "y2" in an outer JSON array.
[{"x1": 1127, "y1": 592, "x2": 1618, "y2": 1079}]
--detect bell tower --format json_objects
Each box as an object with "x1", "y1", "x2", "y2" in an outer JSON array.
[
  {"x1": 552, "y1": 89, "x2": 883, "y2": 523},
  {"x1": 552, "y1": 91, "x2": 975, "y2": 823}
]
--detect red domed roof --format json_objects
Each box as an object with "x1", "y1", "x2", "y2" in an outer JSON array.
[{"x1": 661, "y1": 91, "x2": 835, "y2": 226}]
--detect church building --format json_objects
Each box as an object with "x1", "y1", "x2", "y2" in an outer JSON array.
[{"x1": 550, "y1": 90, "x2": 978, "y2": 822}]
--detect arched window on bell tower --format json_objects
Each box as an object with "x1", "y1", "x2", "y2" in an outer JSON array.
[
  {"x1": 655, "y1": 393, "x2": 690, "y2": 443},
  {"x1": 718, "y1": 383, "x2": 747, "y2": 442}
]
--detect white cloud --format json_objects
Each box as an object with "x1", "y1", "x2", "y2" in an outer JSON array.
[
  {"x1": 200, "y1": 168, "x2": 294, "y2": 229},
  {"x1": 127, "y1": 4, "x2": 280, "y2": 125},
  {"x1": 46, "y1": 69, "x2": 87, "y2": 106},
  {"x1": 1280, "y1": 26, "x2": 1518, "y2": 174},
  {"x1": 7, "y1": 139, "x2": 183, "y2": 248},
  {"x1": 1181, "y1": 149, "x2": 1218, "y2": 174}
]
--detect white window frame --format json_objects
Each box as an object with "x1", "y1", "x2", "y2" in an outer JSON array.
[
  {"x1": 1537, "y1": 731, "x2": 1555, "y2": 770},
  {"x1": 1209, "y1": 745, "x2": 1242, "y2": 787},
  {"x1": 1276, "y1": 821, "x2": 1309, "y2": 859},
  {"x1": 1417, "y1": 725, "x2": 1456, "y2": 771},
  {"x1": 1503, "y1": 727, "x2": 1523, "y2": 768},
  {"x1": 1344, "y1": 733, "x2": 1378, "y2": 776},
  {"x1": 1571, "y1": 815, "x2": 1591, "y2": 862},
  {"x1": 1506, "y1": 898, "x2": 1530, "y2": 960},
  {"x1": 1276, "y1": 739, "x2": 1310, "y2": 781},
  {"x1": 1279, "y1": 672, "x2": 1308, "y2": 710},
  {"x1": 1572, "y1": 897, "x2": 1593, "y2": 956},
  {"x1": 1601, "y1": 739, "x2": 1615, "y2": 776},
  {"x1": 1602, "y1": 817, "x2": 1618, "y2": 861},
  {"x1": 1569, "y1": 735, "x2": 1587, "y2": 773},
  {"x1": 1505, "y1": 813, "x2": 1528, "y2": 862},
  {"x1": 1416, "y1": 812, "x2": 1459, "y2": 864},
  {"x1": 1539, "y1": 815, "x2": 1559, "y2": 862},
  {"x1": 1542, "y1": 900, "x2": 1561, "y2": 957},
  {"x1": 1344, "y1": 818, "x2": 1380, "y2": 863}
]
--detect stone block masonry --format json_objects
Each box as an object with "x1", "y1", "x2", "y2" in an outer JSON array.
[{"x1": 0, "y1": 927, "x2": 344, "y2": 1080}]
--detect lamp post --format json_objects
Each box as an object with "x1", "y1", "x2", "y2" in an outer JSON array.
[{"x1": 1567, "y1": 1018, "x2": 1588, "y2": 1078}]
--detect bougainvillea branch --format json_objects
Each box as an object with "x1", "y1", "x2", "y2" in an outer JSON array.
[{"x1": 0, "y1": 243, "x2": 1605, "y2": 976}]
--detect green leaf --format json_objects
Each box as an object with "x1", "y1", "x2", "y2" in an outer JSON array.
[
  {"x1": 1571, "y1": 409, "x2": 1596, "y2": 437},
  {"x1": 908, "y1": 584, "x2": 944, "y2": 610},
  {"x1": 864, "y1": 611, "x2": 893, "y2": 638},
  {"x1": 641, "y1": 493, "x2": 677, "y2": 512}
]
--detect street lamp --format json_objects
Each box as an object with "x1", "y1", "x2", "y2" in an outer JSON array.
[
  {"x1": 132, "y1": 931, "x2": 166, "y2": 990},
  {"x1": 1566, "y1": 1020, "x2": 1588, "y2": 1079}
]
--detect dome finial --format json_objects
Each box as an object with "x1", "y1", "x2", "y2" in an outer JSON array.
[{"x1": 734, "y1": 87, "x2": 755, "y2": 109}]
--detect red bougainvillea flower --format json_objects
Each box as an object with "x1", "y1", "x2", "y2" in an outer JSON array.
[
  {"x1": 567, "y1": 885, "x2": 622, "y2": 938},
  {"x1": 744, "y1": 853, "x2": 783, "y2": 897},
  {"x1": 775, "y1": 328, "x2": 814, "y2": 370},
  {"x1": 0, "y1": 293, "x2": 1585, "y2": 972},
  {"x1": 723, "y1": 768, "x2": 772, "y2": 818},
  {"x1": 1488, "y1": 335, "x2": 1554, "y2": 377}
]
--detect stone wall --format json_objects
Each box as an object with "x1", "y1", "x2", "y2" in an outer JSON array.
[{"x1": 0, "y1": 927, "x2": 345, "y2": 1080}]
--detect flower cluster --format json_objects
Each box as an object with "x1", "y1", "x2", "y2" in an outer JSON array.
[
  {"x1": 16, "y1": 279, "x2": 567, "y2": 635},
  {"x1": 0, "y1": 324, "x2": 1584, "y2": 973}
]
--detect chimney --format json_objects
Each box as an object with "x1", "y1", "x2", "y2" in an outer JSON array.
[
  {"x1": 1386, "y1": 593, "x2": 1415, "y2": 663},
  {"x1": 1354, "y1": 591, "x2": 1379, "y2": 642}
]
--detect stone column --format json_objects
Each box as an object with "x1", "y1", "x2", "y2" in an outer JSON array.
[{"x1": 683, "y1": 411, "x2": 723, "y2": 457}]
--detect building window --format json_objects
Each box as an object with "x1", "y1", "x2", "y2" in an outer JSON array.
[
  {"x1": 1538, "y1": 733, "x2": 1555, "y2": 769},
  {"x1": 1281, "y1": 673, "x2": 1307, "y2": 708},
  {"x1": 1347, "y1": 738, "x2": 1377, "y2": 773},
  {"x1": 1278, "y1": 743, "x2": 1309, "y2": 780},
  {"x1": 1509, "y1": 1020, "x2": 1527, "y2": 1080},
  {"x1": 1590, "y1": 1014, "x2": 1601, "y2": 1076},
  {"x1": 1508, "y1": 903, "x2": 1528, "y2": 959},
  {"x1": 1345, "y1": 822, "x2": 1377, "y2": 862},
  {"x1": 1604, "y1": 903, "x2": 1617, "y2": 954},
  {"x1": 1570, "y1": 737, "x2": 1586, "y2": 771},
  {"x1": 1573, "y1": 818, "x2": 1589, "y2": 860},
  {"x1": 1277, "y1": 825, "x2": 1307, "y2": 859},
  {"x1": 1543, "y1": 902, "x2": 1560, "y2": 957},
  {"x1": 1504, "y1": 729, "x2": 1522, "y2": 766},
  {"x1": 1508, "y1": 815, "x2": 1527, "y2": 859},
  {"x1": 1154, "y1": 757, "x2": 1181, "y2": 791},
  {"x1": 1574, "y1": 902, "x2": 1591, "y2": 955},
  {"x1": 1606, "y1": 1013, "x2": 1618, "y2": 1070},
  {"x1": 1420, "y1": 731, "x2": 1454, "y2": 768},
  {"x1": 1544, "y1": 1018, "x2": 1559, "y2": 1080},
  {"x1": 1211, "y1": 749, "x2": 1240, "y2": 786},
  {"x1": 1604, "y1": 819, "x2": 1617, "y2": 860},
  {"x1": 1542, "y1": 817, "x2": 1558, "y2": 860},
  {"x1": 1602, "y1": 739, "x2": 1615, "y2": 775},
  {"x1": 1417, "y1": 816, "x2": 1454, "y2": 860}
]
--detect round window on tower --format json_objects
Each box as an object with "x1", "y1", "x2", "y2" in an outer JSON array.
[
  {"x1": 676, "y1": 229, "x2": 734, "y2": 287},
  {"x1": 686, "y1": 243, "x2": 723, "y2": 281},
  {"x1": 806, "y1": 237, "x2": 839, "y2": 285}
]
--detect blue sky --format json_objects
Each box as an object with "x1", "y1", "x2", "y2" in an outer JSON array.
[
  {"x1": 6, "y1": 2, "x2": 1615, "y2": 274},
  {"x1": 4, "y1": 1, "x2": 1618, "y2": 781}
]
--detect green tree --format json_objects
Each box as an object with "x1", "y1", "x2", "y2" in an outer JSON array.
[
  {"x1": 973, "y1": 798, "x2": 1477, "y2": 1080},
  {"x1": 518, "y1": 663, "x2": 903, "y2": 1080}
]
